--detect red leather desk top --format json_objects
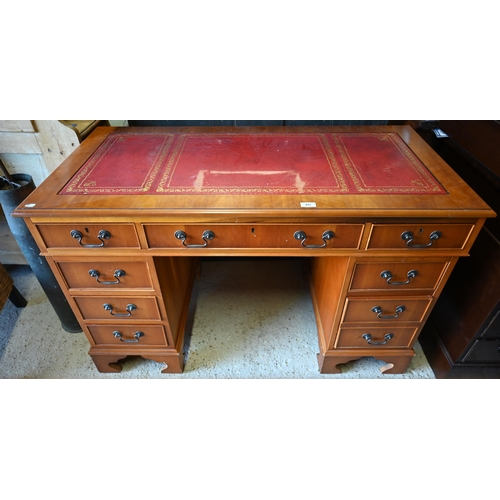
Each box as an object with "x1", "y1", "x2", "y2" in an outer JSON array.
[{"x1": 60, "y1": 132, "x2": 446, "y2": 196}]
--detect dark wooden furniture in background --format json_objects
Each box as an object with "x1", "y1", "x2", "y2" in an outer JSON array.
[
  {"x1": 414, "y1": 120, "x2": 500, "y2": 378},
  {"x1": 13, "y1": 125, "x2": 494, "y2": 375},
  {"x1": 0, "y1": 262, "x2": 27, "y2": 311}
]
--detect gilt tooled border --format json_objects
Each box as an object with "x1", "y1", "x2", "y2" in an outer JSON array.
[
  {"x1": 334, "y1": 133, "x2": 446, "y2": 194},
  {"x1": 61, "y1": 133, "x2": 175, "y2": 194},
  {"x1": 156, "y1": 133, "x2": 348, "y2": 194}
]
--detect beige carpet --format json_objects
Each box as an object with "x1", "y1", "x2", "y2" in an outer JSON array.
[{"x1": 0, "y1": 258, "x2": 435, "y2": 379}]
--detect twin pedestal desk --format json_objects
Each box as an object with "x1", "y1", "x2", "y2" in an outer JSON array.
[{"x1": 14, "y1": 126, "x2": 495, "y2": 375}]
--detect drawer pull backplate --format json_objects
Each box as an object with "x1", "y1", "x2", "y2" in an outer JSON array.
[
  {"x1": 113, "y1": 330, "x2": 144, "y2": 343},
  {"x1": 174, "y1": 230, "x2": 215, "y2": 248},
  {"x1": 372, "y1": 305, "x2": 406, "y2": 319},
  {"x1": 70, "y1": 229, "x2": 111, "y2": 247},
  {"x1": 88, "y1": 269, "x2": 126, "y2": 285},
  {"x1": 293, "y1": 230, "x2": 335, "y2": 248},
  {"x1": 103, "y1": 303, "x2": 137, "y2": 317},
  {"x1": 380, "y1": 269, "x2": 418, "y2": 285},
  {"x1": 362, "y1": 332, "x2": 394, "y2": 345},
  {"x1": 401, "y1": 230, "x2": 442, "y2": 248}
]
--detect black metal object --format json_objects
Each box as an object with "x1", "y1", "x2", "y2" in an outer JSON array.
[
  {"x1": 401, "y1": 230, "x2": 442, "y2": 248},
  {"x1": 372, "y1": 305, "x2": 406, "y2": 319},
  {"x1": 128, "y1": 120, "x2": 390, "y2": 127},
  {"x1": 70, "y1": 229, "x2": 111, "y2": 247},
  {"x1": 362, "y1": 333, "x2": 394, "y2": 345},
  {"x1": 380, "y1": 269, "x2": 418, "y2": 285},
  {"x1": 88, "y1": 269, "x2": 125, "y2": 285},
  {"x1": 103, "y1": 303, "x2": 136, "y2": 317},
  {"x1": 113, "y1": 330, "x2": 144, "y2": 343},
  {"x1": 293, "y1": 230, "x2": 335, "y2": 248},
  {"x1": 174, "y1": 229, "x2": 215, "y2": 248},
  {"x1": 0, "y1": 173, "x2": 81, "y2": 332}
]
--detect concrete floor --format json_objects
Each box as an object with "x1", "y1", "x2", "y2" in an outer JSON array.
[{"x1": 0, "y1": 258, "x2": 435, "y2": 379}]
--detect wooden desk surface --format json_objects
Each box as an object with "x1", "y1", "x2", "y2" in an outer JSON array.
[{"x1": 13, "y1": 126, "x2": 495, "y2": 221}]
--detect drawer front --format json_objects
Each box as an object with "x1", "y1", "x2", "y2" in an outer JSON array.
[
  {"x1": 73, "y1": 296, "x2": 161, "y2": 321},
  {"x1": 349, "y1": 260, "x2": 450, "y2": 293},
  {"x1": 37, "y1": 223, "x2": 140, "y2": 249},
  {"x1": 143, "y1": 224, "x2": 364, "y2": 249},
  {"x1": 342, "y1": 297, "x2": 432, "y2": 324},
  {"x1": 462, "y1": 340, "x2": 500, "y2": 363},
  {"x1": 367, "y1": 224, "x2": 474, "y2": 250},
  {"x1": 336, "y1": 326, "x2": 419, "y2": 348},
  {"x1": 56, "y1": 260, "x2": 153, "y2": 290},
  {"x1": 87, "y1": 324, "x2": 169, "y2": 346}
]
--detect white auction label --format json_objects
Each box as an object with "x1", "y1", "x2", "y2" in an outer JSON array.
[{"x1": 300, "y1": 202, "x2": 317, "y2": 208}]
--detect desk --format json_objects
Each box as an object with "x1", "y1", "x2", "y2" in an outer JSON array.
[{"x1": 13, "y1": 126, "x2": 495, "y2": 375}]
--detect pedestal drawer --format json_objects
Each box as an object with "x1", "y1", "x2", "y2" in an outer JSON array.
[
  {"x1": 87, "y1": 324, "x2": 169, "y2": 346},
  {"x1": 336, "y1": 326, "x2": 419, "y2": 348},
  {"x1": 349, "y1": 260, "x2": 450, "y2": 293},
  {"x1": 462, "y1": 339, "x2": 500, "y2": 363},
  {"x1": 367, "y1": 224, "x2": 474, "y2": 250},
  {"x1": 143, "y1": 224, "x2": 363, "y2": 249},
  {"x1": 341, "y1": 297, "x2": 433, "y2": 324},
  {"x1": 56, "y1": 260, "x2": 154, "y2": 290},
  {"x1": 36, "y1": 223, "x2": 140, "y2": 249},
  {"x1": 73, "y1": 296, "x2": 161, "y2": 321}
]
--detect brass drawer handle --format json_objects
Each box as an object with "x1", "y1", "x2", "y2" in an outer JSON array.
[
  {"x1": 70, "y1": 229, "x2": 111, "y2": 247},
  {"x1": 380, "y1": 269, "x2": 418, "y2": 285},
  {"x1": 372, "y1": 305, "x2": 406, "y2": 319},
  {"x1": 401, "y1": 230, "x2": 442, "y2": 248},
  {"x1": 362, "y1": 333, "x2": 394, "y2": 345},
  {"x1": 113, "y1": 330, "x2": 144, "y2": 343},
  {"x1": 103, "y1": 303, "x2": 137, "y2": 317},
  {"x1": 293, "y1": 230, "x2": 335, "y2": 248},
  {"x1": 89, "y1": 269, "x2": 126, "y2": 285},
  {"x1": 174, "y1": 230, "x2": 215, "y2": 248}
]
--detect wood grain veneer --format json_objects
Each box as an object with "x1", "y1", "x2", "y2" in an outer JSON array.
[{"x1": 12, "y1": 126, "x2": 495, "y2": 374}]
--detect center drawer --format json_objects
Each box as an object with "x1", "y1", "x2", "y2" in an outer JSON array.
[
  {"x1": 143, "y1": 224, "x2": 364, "y2": 249},
  {"x1": 73, "y1": 296, "x2": 161, "y2": 321}
]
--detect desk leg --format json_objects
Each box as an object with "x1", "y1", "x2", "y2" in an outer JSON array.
[
  {"x1": 89, "y1": 349, "x2": 184, "y2": 374},
  {"x1": 318, "y1": 349, "x2": 415, "y2": 375},
  {"x1": 90, "y1": 353, "x2": 129, "y2": 373}
]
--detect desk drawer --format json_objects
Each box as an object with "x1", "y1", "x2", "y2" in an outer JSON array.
[
  {"x1": 73, "y1": 296, "x2": 161, "y2": 321},
  {"x1": 349, "y1": 260, "x2": 450, "y2": 293},
  {"x1": 367, "y1": 224, "x2": 474, "y2": 250},
  {"x1": 143, "y1": 224, "x2": 363, "y2": 249},
  {"x1": 87, "y1": 324, "x2": 169, "y2": 347},
  {"x1": 36, "y1": 223, "x2": 140, "y2": 249},
  {"x1": 341, "y1": 297, "x2": 432, "y2": 324},
  {"x1": 336, "y1": 326, "x2": 419, "y2": 348},
  {"x1": 462, "y1": 340, "x2": 500, "y2": 363},
  {"x1": 56, "y1": 260, "x2": 154, "y2": 290}
]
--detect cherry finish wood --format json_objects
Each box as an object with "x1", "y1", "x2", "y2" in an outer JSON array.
[
  {"x1": 87, "y1": 324, "x2": 169, "y2": 347},
  {"x1": 143, "y1": 223, "x2": 364, "y2": 249},
  {"x1": 366, "y1": 223, "x2": 474, "y2": 250},
  {"x1": 336, "y1": 326, "x2": 419, "y2": 348},
  {"x1": 12, "y1": 126, "x2": 495, "y2": 375},
  {"x1": 55, "y1": 259, "x2": 154, "y2": 290},
  {"x1": 37, "y1": 223, "x2": 141, "y2": 249},
  {"x1": 341, "y1": 297, "x2": 432, "y2": 324},
  {"x1": 348, "y1": 260, "x2": 450, "y2": 293},
  {"x1": 73, "y1": 296, "x2": 161, "y2": 321}
]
